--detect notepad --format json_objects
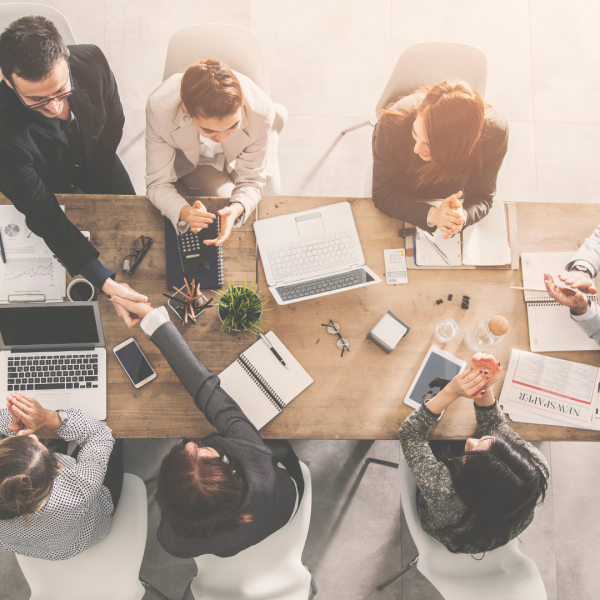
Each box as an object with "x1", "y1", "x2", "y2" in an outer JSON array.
[
  {"x1": 414, "y1": 201, "x2": 511, "y2": 267},
  {"x1": 218, "y1": 331, "x2": 313, "y2": 430},
  {"x1": 521, "y1": 252, "x2": 599, "y2": 352}
]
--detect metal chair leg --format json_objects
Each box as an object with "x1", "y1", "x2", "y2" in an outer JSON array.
[
  {"x1": 180, "y1": 578, "x2": 194, "y2": 600},
  {"x1": 140, "y1": 578, "x2": 173, "y2": 600},
  {"x1": 376, "y1": 555, "x2": 419, "y2": 591},
  {"x1": 303, "y1": 563, "x2": 318, "y2": 596},
  {"x1": 341, "y1": 120, "x2": 376, "y2": 134},
  {"x1": 365, "y1": 457, "x2": 399, "y2": 469}
]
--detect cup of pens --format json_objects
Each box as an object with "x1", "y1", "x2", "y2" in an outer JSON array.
[{"x1": 165, "y1": 277, "x2": 213, "y2": 326}]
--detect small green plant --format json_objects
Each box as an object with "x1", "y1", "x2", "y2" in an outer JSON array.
[{"x1": 217, "y1": 277, "x2": 270, "y2": 335}]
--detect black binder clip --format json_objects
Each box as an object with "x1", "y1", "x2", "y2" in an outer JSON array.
[{"x1": 399, "y1": 226, "x2": 417, "y2": 239}]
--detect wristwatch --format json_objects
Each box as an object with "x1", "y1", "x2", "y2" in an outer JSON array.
[
  {"x1": 177, "y1": 219, "x2": 188, "y2": 231},
  {"x1": 55, "y1": 409, "x2": 69, "y2": 428},
  {"x1": 571, "y1": 264, "x2": 593, "y2": 278}
]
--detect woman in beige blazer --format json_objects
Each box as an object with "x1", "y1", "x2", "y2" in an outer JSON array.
[{"x1": 145, "y1": 59, "x2": 276, "y2": 246}]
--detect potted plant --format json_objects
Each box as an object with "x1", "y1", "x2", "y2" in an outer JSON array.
[{"x1": 217, "y1": 277, "x2": 269, "y2": 335}]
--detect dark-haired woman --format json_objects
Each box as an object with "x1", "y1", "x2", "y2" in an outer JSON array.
[
  {"x1": 0, "y1": 396, "x2": 122, "y2": 560},
  {"x1": 400, "y1": 353, "x2": 549, "y2": 554},
  {"x1": 108, "y1": 292, "x2": 304, "y2": 558},
  {"x1": 372, "y1": 80, "x2": 509, "y2": 239}
]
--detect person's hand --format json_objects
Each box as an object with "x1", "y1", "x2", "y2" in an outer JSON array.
[
  {"x1": 7, "y1": 400, "x2": 25, "y2": 433},
  {"x1": 6, "y1": 392, "x2": 61, "y2": 435},
  {"x1": 109, "y1": 287, "x2": 154, "y2": 328},
  {"x1": 558, "y1": 269, "x2": 597, "y2": 294},
  {"x1": 102, "y1": 278, "x2": 148, "y2": 303},
  {"x1": 471, "y1": 353, "x2": 502, "y2": 387},
  {"x1": 180, "y1": 201, "x2": 216, "y2": 234},
  {"x1": 204, "y1": 203, "x2": 244, "y2": 247},
  {"x1": 544, "y1": 272, "x2": 590, "y2": 315},
  {"x1": 428, "y1": 192, "x2": 465, "y2": 239},
  {"x1": 446, "y1": 366, "x2": 488, "y2": 399}
]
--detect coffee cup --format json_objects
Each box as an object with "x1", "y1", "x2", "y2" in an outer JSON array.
[{"x1": 67, "y1": 278, "x2": 95, "y2": 302}]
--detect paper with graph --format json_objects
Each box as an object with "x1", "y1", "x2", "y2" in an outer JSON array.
[{"x1": 0, "y1": 205, "x2": 66, "y2": 302}]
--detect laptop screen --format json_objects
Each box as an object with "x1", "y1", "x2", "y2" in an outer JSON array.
[{"x1": 0, "y1": 304, "x2": 100, "y2": 348}]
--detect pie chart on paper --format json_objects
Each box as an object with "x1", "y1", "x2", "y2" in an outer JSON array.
[{"x1": 4, "y1": 223, "x2": 20, "y2": 237}]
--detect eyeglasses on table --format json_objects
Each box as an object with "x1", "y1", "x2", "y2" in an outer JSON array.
[
  {"x1": 321, "y1": 320, "x2": 350, "y2": 357},
  {"x1": 122, "y1": 236, "x2": 153, "y2": 275}
]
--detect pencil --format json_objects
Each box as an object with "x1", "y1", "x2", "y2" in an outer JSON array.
[
  {"x1": 0, "y1": 228, "x2": 6, "y2": 264},
  {"x1": 184, "y1": 277, "x2": 192, "y2": 297},
  {"x1": 174, "y1": 286, "x2": 192, "y2": 301}
]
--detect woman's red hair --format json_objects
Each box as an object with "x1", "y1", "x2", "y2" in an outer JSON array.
[{"x1": 382, "y1": 79, "x2": 486, "y2": 187}]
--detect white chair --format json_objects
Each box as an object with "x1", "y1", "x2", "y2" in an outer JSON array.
[
  {"x1": 16, "y1": 474, "x2": 148, "y2": 600},
  {"x1": 341, "y1": 41, "x2": 487, "y2": 197},
  {"x1": 0, "y1": 3, "x2": 76, "y2": 44},
  {"x1": 163, "y1": 24, "x2": 287, "y2": 195},
  {"x1": 184, "y1": 462, "x2": 315, "y2": 600},
  {"x1": 366, "y1": 457, "x2": 547, "y2": 600}
]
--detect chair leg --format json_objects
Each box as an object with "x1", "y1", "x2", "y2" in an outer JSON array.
[
  {"x1": 140, "y1": 578, "x2": 174, "y2": 600},
  {"x1": 366, "y1": 458, "x2": 399, "y2": 469},
  {"x1": 341, "y1": 120, "x2": 376, "y2": 134},
  {"x1": 376, "y1": 555, "x2": 419, "y2": 591},
  {"x1": 303, "y1": 563, "x2": 318, "y2": 596},
  {"x1": 181, "y1": 578, "x2": 194, "y2": 600}
]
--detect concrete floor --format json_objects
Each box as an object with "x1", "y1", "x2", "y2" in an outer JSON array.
[{"x1": 1, "y1": 0, "x2": 600, "y2": 598}]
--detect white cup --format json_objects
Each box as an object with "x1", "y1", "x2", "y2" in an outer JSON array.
[{"x1": 67, "y1": 278, "x2": 95, "y2": 302}]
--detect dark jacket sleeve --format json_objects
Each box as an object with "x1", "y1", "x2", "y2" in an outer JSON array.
[
  {"x1": 462, "y1": 112, "x2": 509, "y2": 227},
  {"x1": 150, "y1": 320, "x2": 268, "y2": 448},
  {"x1": 372, "y1": 111, "x2": 436, "y2": 232},
  {"x1": 85, "y1": 45, "x2": 125, "y2": 189},
  {"x1": 0, "y1": 143, "x2": 99, "y2": 274}
]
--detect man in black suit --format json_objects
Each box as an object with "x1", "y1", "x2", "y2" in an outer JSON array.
[{"x1": 0, "y1": 16, "x2": 146, "y2": 300}]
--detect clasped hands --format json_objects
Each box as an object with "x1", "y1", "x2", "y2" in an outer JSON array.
[
  {"x1": 180, "y1": 200, "x2": 243, "y2": 246},
  {"x1": 543, "y1": 270, "x2": 596, "y2": 316},
  {"x1": 428, "y1": 191, "x2": 467, "y2": 239}
]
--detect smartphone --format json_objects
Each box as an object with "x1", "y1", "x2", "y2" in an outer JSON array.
[{"x1": 112, "y1": 337, "x2": 156, "y2": 388}]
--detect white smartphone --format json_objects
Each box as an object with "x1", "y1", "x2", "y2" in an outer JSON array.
[
  {"x1": 404, "y1": 346, "x2": 466, "y2": 410},
  {"x1": 112, "y1": 338, "x2": 157, "y2": 389}
]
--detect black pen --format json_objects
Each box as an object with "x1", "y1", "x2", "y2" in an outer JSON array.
[
  {"x1": 162, "y1": 293, "x2": 187, "y2": 306},
  {"x1": 0, "y1": 228, "x2": 6, "y2": 263},
  {"x1": 259, "y1": 333, "x2": 289, "y2": 370}
]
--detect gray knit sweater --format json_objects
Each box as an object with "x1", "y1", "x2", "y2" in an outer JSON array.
[{"x1": 399, "y1": 400, "x2": 550, "y2": 554}]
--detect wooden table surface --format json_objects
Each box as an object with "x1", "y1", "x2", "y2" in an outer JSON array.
[{"x1": 2, "y1": 194, "x2": 599, "y2": 441}]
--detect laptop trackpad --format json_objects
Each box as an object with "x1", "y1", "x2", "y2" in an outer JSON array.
[
  {"x1": 35, "y1": 393, "x2": 71, "y2": 411},
  {"x1": 296, "y1": 212, "x2": 324, "y2": 237}
]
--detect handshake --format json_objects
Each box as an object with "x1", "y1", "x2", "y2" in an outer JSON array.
[{"x1": 101, "y1": 279, "x2": 154, "y2": 328}]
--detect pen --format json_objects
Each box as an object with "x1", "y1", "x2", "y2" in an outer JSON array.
[
  {"x1": 0, "y1": 228, "x2": 5, "y2": 263},
  {"x1": 163, "y1": 293, "x2": 187, "y2": 305},
  {"x1": 259, "y1": 332, "x2": 289, "y2": 370},
  {"x1": 421, "y1": 230, "x2": 450, "y2": 265}
]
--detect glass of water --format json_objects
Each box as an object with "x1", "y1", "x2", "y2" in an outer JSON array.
[{"x1": 434, "y1": 318, "x2": 459, "y2": 343}]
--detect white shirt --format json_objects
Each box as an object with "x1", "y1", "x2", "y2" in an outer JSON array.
[{"x1": 197, "y1": 133, "x2": 225, "y2": 172}]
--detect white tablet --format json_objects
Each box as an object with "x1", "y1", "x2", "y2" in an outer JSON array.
[{"x1": 404, "y1": 346, "x2": 467, "y2": 410}]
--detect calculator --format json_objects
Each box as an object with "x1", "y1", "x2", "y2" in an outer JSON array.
[
  {"x1": 384, "y1": 248, "x2": 408, "y2": 284},
  {"x1": 177, "y1": 229, "x2": 211, "y2": 275}
]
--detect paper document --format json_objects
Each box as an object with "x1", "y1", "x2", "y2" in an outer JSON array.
[
  {"x1": 462, "y1": 202, "x2": 511, "y2": 265},
  {"x1": 0, "y1": 205, "x2": 66, "y2": 302}
]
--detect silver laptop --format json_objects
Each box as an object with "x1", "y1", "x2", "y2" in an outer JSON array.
[
  {"x1": 254, "y1": 201, "x2": 381, "y2": 305},
  {"x1": 0, "y1": 302, "x2": 107, "y2": 420}
]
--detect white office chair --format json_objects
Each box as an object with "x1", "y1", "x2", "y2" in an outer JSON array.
[
  {"x1": 341, "y1": 41, "x2": 487, "y2": 196},
  {"x1": 366, "y1": 457, "x2": 547, "y2": 600},
  {"x1": 0, "y1": 3, "x2": 76, "y2": 43},
  {"x1": 183, "y1": 462, "x2": 315, "y2": 600},
  {"x1": 163, "y1": 24, "x2": 287, "y2": 195},
  {"x1": 16, "y1": 474, "x2": 148, "y2": 600}
]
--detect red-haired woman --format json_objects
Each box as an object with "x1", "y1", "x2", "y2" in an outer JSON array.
[
  {"x1": 146, "y1": 59, "x2": 281, "y2": 246},
  {"x1": 108, "y1": 290, "x2": 304, "y2": 558},
  {"x1": 372, "y1": 80, "x2": 508, "y2": 239}
]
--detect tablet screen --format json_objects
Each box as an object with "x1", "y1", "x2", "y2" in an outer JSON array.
[{"x1": 409, "y1": 352, "x2": 463, "y2": 405}]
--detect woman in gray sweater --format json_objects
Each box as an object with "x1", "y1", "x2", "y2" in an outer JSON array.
[{"x1": 400, "y1": 353, "x2": 549, "y2": 555}]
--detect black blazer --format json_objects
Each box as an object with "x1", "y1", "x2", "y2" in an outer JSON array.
[{"x1": 0, "y1": 45, "x2": 125, "y2": 275}]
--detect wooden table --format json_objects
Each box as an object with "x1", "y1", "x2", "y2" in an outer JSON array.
[{"x1": 2, "y1": 194, "x2": 599, "y2": 441}]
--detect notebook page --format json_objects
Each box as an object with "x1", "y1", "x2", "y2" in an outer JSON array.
[
  {"x1": 219, "y1": 362, "x2": 280, "y2": 430},
  {"x1": 462, "y1": 202, "x2": 511, "y2": 266},
  {"x1": 241, "y1": 331, "x2": 313, "y2": 406},
  {"x1": 521, "y1": 252, "x2": 575, "y2": 301},
  {"x1": 414, "y1": 228, "x2": 461, "y2": 266}
]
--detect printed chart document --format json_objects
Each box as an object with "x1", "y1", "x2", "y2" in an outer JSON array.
[
  {"x1": 0, "y1": 205, "x2": 66, "y2": 302},
  {"x1": 499, "y1": 349, "x2": 600, "y2": 430}
]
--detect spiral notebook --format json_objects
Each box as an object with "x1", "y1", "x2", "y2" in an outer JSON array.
[
  {"x1": 164, "y1": 217, "x2": 224, "y2": 290},
  {"x1": 521, "y1": 252, "x2": 599, "y2": 352},
  {"x1": 218, "y1": 331, "x2": 313, "y2": 430}
]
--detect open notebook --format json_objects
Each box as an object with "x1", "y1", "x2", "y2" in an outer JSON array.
[
  {"x1": 414, "y1": 201, "x2": 511, "y2": 267},
  {"x1": 521, "y1": 252, "x2": 599, "y2": 352},
  {"x1": 218, "y1": 331, "x2": 313, "y2": 430}
]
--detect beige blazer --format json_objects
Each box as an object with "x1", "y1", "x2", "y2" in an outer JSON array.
[{"x1": 145, "y1": 71, "x2": 275, "y2": 229}]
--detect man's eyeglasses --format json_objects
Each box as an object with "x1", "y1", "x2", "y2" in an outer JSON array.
[
  {"x1": 13, "y1": 65, "x2": 74, "y2": 110},
  {"x1": 122, "y1": 236, "x2": 153, "y2": 275},
  {"x1": 321, "y1": 320, "x2": 351, "y2": 357}
]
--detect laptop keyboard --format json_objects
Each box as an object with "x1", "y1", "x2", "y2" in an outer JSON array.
[
  {"x1": 6, "y1": 352, "x2": 99, "y2": 392},
  {"x1": 267, "y1": 231, "x2": 358, "y2": 281},
  {"x1": 276, "y1": 269, "x2": 364, "y2": 302}
]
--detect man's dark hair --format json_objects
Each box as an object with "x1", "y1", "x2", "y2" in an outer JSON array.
[{"x1": 0, "y1": 15, "x2": 69, "y2": 82}]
